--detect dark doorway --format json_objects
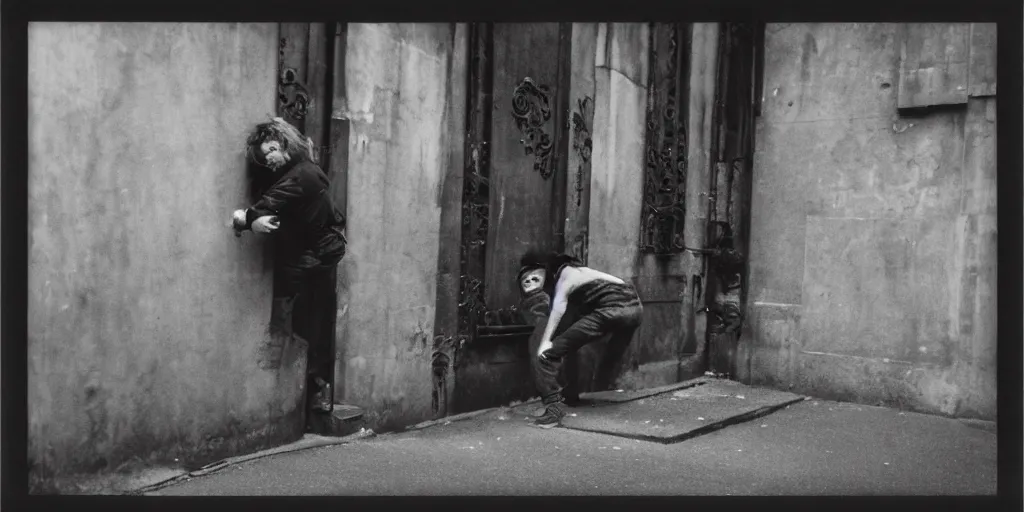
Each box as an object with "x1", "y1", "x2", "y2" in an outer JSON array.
[
  {"x1": 704, "y1": 23, "x2": 762, "y2": 378},
  {"x1": 450, "y1": 23, "x2": 574, "y2": 414},
  {"x1": 274, "y1": 22, "x2": 346, "y2": 431}
]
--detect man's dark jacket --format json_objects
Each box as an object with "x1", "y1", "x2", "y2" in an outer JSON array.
[{"x1": 245, "y1": 158, "x2": 347, "y2": 264}]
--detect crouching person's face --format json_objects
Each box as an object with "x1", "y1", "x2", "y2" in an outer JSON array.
[
  {"x1": 259, "y1": 140, "x2": 289, "y2": 170},
  {"x1": 520, "y1": 268, "x2": 545, "y2": 294},
  {"x1": 519, "y1": 268, "x2": 549, "y2": 323}
]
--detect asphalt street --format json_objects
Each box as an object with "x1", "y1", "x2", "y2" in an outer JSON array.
[{"x1": 150, "y1": 397, "x2": 997, "y2": 496}]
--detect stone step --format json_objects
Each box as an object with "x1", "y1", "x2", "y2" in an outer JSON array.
[{"x1": 307, "y1": 404, "x2": 366, "y2": 437}]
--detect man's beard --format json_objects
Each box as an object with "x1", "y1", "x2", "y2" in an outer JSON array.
[{"x1": 265, "y1": 155, "x2": 289, "y2": 170}]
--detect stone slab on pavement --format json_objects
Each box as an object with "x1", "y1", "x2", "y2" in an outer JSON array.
[
  {"x1": 561, "y1": 379, "x2": 806, "y2": 443},
  {"x1": 580, "y1": 376, "x2": 712, "y2": 403}
]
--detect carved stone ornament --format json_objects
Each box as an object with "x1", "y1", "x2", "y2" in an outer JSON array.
[
  {"x1": 640, "y1": 24, "x2": 689, "y2": 255},
  {"x1": 278, "y1": 67, "x2": 310, "y2": 121},
  {"x1": 511, "y1": 77, "x2": 555, "y2": 179},
  {"x1": 571, "y1": 96, "x2": 594, "y2": 208}
]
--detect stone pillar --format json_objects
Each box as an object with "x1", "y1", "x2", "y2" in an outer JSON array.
[{"x1": 587, "y1": 23, "x2": 650, "y2": 280}]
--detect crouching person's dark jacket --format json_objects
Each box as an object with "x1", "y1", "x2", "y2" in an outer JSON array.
[{"x1": 244, "y1": 159, "x2": 347, "y2": 264}]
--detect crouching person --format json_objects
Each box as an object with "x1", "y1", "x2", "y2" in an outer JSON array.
[
  {"x1": 518, "y1": 272, "x2": 582, "y2": 418},
  {"x1": 517, "y1": 250, "x2": 643, "y2": 428},
  {"x1": 230, "y1": 117, "x2": 347, "y2": 412}
]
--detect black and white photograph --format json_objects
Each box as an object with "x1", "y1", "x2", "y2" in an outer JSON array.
[{"x1": 7, "y1": 11, "x2": 1020, "y2": 500}]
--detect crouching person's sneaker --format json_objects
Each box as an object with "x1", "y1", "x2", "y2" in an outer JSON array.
[
  {"x1": 531, "y1": 392, "x2": 579, "y2": 417},
  {"x1": 531, "y1": 402, "x2": 566, "y2": 429}
]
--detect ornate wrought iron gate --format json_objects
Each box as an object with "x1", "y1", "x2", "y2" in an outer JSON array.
[
  {"x1": 444, "y1": 23, "x2": 574, "y2": 415},
  {"x1": 630, "y1": 23, "x2": 699, "y2": 388},
  {"x1": 704, "y1": 23, "x2": 762, "y2": 377},
  {"x1": 627, "y1": 23, "x2": 761, "y2": 387}
]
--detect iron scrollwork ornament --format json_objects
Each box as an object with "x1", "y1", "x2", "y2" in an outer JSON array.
[
  {"x1": 458, "y1": 143, "x2": 491, "y2": 334},
  {"x1": 511, "y1": 77, "x2": 555, "y2": 179},
  {"x1": 640, "y1": 24, "x2": 689, "y2": 255}
]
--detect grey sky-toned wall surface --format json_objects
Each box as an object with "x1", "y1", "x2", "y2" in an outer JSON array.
[
  {"x1": 27, "y1": 23, "x2": 304, "y2": 488},
  {"x1": 743, "y1": 23, "x2": 996, "y2": 420}
]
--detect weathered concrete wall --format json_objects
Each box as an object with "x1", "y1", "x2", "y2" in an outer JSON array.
[
  {"x1": 339, "y1": 24, "x2": 453, "y2": 430},
  {"x1": 741, "y1": 23, "x2": 996, "y2": 420},
  {"x1": 588, "y1": 23, "x2": 648, "y2": 280},
  {"x1": 27, "y1": 23, "x2": 304, "y2": 489}
]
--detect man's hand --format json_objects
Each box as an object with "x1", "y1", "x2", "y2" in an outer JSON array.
[
  {"x1": 252, "y1": 215, "x2": 280, "y2": 234},
  {"x1": 537, "y1": 339, "x2": 553, "y2": 359}
]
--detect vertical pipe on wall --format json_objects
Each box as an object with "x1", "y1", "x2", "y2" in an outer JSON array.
[
  {"x1": 752, "y1": 23, "x2": 766, "y2": 118},
  {"x1": 737, "y1": 22, "x2": 766, "y2": 383},
  {"x1": 452, "y1": 23, "x2": 495, "y2": 412},
  {"x1": 550, "y1": 23, "x2": 573, "y2": 254},
  {"x1": 709, "y1": 23, "x2": 730, "y2": 225},
  {"x1": 431, "y1": 23, "x2": 470, "y2": 419},
  {"x1": 329, "y1": 22, "x2": 350, "y2": 403},
  {"x1": 305, "y1": 23, "x2": 332, "y2": 169}
]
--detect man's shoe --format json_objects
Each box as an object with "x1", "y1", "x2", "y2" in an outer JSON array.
[
  {"x1": 311, "y1": 377, "x2": 333, "y2": 413},
  {"x1": 531, "y1": 393, "x2": 579, "y2": 417},
  {"x1": 531, "y1": 403, "x2": 566, "y2": 429}
]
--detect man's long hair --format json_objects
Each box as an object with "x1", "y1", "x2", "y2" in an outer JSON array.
[
  {"x1": 518, "y1": 249, "x2": 582, "y2": 297},
  {"x1": 245, "y1": 116, "x2": 318, "y2": 167}
]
